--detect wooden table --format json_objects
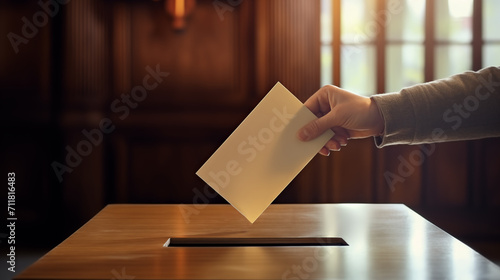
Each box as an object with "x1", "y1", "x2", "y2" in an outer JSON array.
[{"x1": 17, "y1": 204, "x2": 500, "y2": 279}]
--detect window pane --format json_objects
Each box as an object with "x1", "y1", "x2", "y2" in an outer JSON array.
[
  {"x1": 341, "y1": 45, "x2": 375, "y2": 96},
  {"x1": 483, "y1": 45, "x2": 500, "y2": 67},
  {"x1": 435, "y1": 0, "x2": 473, "y2": 42},
  {"x1": 321, "y1": 0, "x2": 332, "y2": 43},
  {"x1": 483, "y1": 0, "x2": 500, "y2": 41},
  {"x1": 387, "y1": 0, "x2": 425, "y2": 42},
  {"x1": 386, "y1": 44, "x2": 424, "y2": 92},
  {"x1": 341, "y1": 0, "x2": 376, "y2": 43},
  {"x1": 435, "y1": 45, "x2": 472, "y2": 79},
  {"x1": 321, "y1": 45, "x2": 333, "y2": 86}
]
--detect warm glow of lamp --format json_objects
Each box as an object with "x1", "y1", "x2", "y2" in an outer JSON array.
[
  {"x1": 175, "y1": 0, "x2": 185, "y2": 18},
  {"x1": 165, "y1": 0, "x2": 196, "y2": 31}
]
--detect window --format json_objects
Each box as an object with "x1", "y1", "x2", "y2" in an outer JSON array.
[
  {"x1": 483, "y1": 0, "x2": 500, "y2": 67},
  {"x1": 321, "y1": 0, "x2": 500, "y2": 96}
]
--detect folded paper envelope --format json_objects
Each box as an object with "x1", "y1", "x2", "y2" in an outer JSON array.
[{"x1": 196, "y1": 82, "x2": 334, "y2": 223}]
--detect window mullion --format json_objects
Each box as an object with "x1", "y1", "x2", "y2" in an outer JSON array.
[
  {"x1": 424, "y1": 0, "x2": 435, "y2": 82},
  {"x1": 375, "y1": 0, "x2": 386, "y2": 93},
  {"x1": 472, "y1": 0, "x2": 483, "y2": 70},
  {"x1": 332, "y1": 0, "x2": 341, "y2": 86}
]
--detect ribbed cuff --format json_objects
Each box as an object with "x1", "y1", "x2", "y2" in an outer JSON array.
[{"x1": 370, "y1": 92, "x2": 417, "y2": 148}]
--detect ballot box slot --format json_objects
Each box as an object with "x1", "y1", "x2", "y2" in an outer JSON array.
[{"x1": 164, "y1": 237, "x2": 348, "y2": 247}]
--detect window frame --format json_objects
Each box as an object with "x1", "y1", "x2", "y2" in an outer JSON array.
[{"x1": 321, "y1": 0, "x2": 489, "y2": 94}]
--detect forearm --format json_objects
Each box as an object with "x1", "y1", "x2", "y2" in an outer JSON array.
[{"x1": 371, "y1": 66, "x2": 500, "y2": 147}]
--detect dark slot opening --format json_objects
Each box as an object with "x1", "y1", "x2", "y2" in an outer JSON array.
[{"x1": 164, "y1": 237, "x2": 348, "y2": 247}]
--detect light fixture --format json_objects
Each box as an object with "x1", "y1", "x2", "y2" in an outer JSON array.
[{"x1": 164, "y1": 0, "x2": 196, "y2": 31}]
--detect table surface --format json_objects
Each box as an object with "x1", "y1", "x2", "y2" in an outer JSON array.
[{"x1": 16, "y1": 204, "x2": 500, "y2": 279}]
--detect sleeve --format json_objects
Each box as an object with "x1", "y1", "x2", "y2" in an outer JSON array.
[{"x1": 370, "y1": 66, "x2": 500, "y2": 148}]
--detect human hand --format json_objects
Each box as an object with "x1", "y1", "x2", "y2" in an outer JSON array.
[{"x1": 297, "y1": 85, "x2": 384, "y2": 156}]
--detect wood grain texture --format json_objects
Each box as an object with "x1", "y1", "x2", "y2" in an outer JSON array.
[{"x1": 16, "y1": 204, "x2": 500, "y2": 279}]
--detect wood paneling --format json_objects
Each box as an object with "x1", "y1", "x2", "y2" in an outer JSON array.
[
  {"x1": 57, "y1": 0, "x2": 111, "y2": 232},
  {"x1": 126, "y1": 140, "x2": 221, "y2": 203},
  {"x1": 113, "y1": 0, "x2": 253, "y2": 110},
  {"x1": 0, "y1": 2, "x2": 52, "y2": 122},
  {"x1": 0, "y1": 1, "x2": 59, "y2": 246},
  {"x1": 331, "y1": 138, "x2": 375, "y2": 202},
  {"x1": 425, "y1": 142, "x2": 469, "y2": 207},
  {"x1": 62, "y1": 0, "x2": 110, "y2": 110},
  {"x1": 107, "y1": 0, "x2": 256, "y2": 207},
  {"x1": 376, "y1": 145, "x2": 423, "y2": 206},
  {"x1": 255, "y1": 0, "x2": 321, "y2": 100},
  {"x1": 480, "y1": 138, "x2": 500, "y2": 207},
  {"x1": 254, "y1": 0, "x2": 332, "y2": 203}
]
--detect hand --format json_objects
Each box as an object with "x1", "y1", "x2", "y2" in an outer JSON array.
[{"x1": 297, "y1": 85, "x2": 385, "y2": 156}]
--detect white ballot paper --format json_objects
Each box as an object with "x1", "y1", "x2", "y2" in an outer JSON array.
[{"x1": 196, "y1": 82, "x2": 334, "y2": 223}]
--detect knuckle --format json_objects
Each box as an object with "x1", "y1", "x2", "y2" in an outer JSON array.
[
  {"x1": 321, "y1": 84, "x2": 337, "y2": 93},
  {"x1": 308, "y1": 120, "x2": 321, "y2": 135}
]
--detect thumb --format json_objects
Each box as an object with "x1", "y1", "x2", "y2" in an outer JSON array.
[{"x1": 297, "y1": 115, "x2": 334, "y2": 141}]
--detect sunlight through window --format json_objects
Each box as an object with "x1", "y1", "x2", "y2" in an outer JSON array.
[{"x1": 320, "y1": 0, "x2": 495, "y2": 95}]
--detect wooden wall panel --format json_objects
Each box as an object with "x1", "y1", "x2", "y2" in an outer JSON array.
[
  {"x1": 108, "y1": 0, "x2": 255, "y2": 206},
  {"x1": 331, "y1": 138, "x2": 374, "y2": 202},
  {"x1": 425, "y1": 142, "x2": 468, "y2": 207},
  {"x1": 481, "y1": 138, "x2": 500, "y2": 207},
  {"x1": 129, "y1": 141, "x2": 194, "y2": 203},
  {"x1": 110, "y1": 125, "x2": 235, "y2": 204},
  {"x1": 377, "y1": 145, "x2": 423, "y2": 207},
  {"x1": 0, "y1": 2, "x2": 52, "y2": 121},
  {"x1": 112, "y1": 2, "x2": 132, "y2": 97},
  {"x1": 62, "y1": 0, "x2": 110, "y2": 110},
  {"x1": 0, "y1": 1, "x2": 58, "y2": 246},
  {"x1": 121, "y1": 0, "x2": 251, "y2": 110},
  {"x1": 59, "y1": 0, "x2": 111, "y2": 228},
  {"x1": 0, "y1": 129, "x2": 55, "y2": 244},
  {"x1": 255, "y1": 0, "x2": 321, "y2": 100},
  {"x1": 60, "y1": 129, "x2": 105, "y2": 228},
  {"x1": 254, "y1": 0, "x2": 330, "y2": 203}
]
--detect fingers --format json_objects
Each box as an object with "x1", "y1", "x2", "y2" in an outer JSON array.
[
  {"x1": 319, "y1": 147, "x2": 330, "y2": 156},
  {"x1": 297, "y1": 119, "x2": 319, "y2": 141},
  {"x1": 303, "y1": 86, "x2": 328, "y2": 115},
  {"x1": 331, "y1": 127, "x2": 349, "y2": 145},
  {"x1": 300, "y1": 86, "x2": 347, "y2": 142},
  {"x1": 325, "y1": 139, "x2": 341, "y2": 151},
  {"x1": 297, "y1": 113, "x2": 336, "y2": 141},
  {"x1": 303, "y1": 85, "x2": 338, "y2": 115},
  {"x1": 318, "y1": 134, "x2": 349, "y2": 156},
  {"x1": 318, "y1": 140, "x2": 343, "y2": 156}
]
